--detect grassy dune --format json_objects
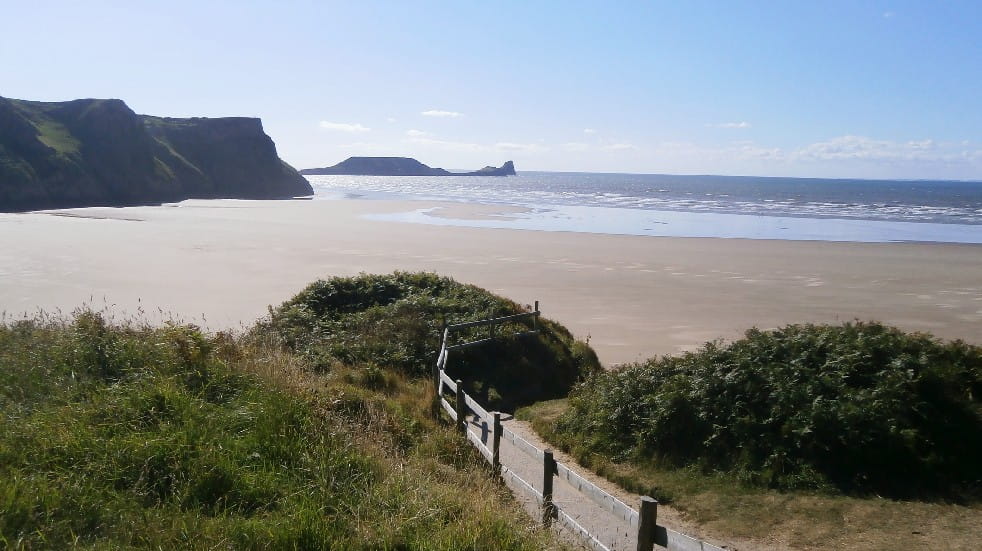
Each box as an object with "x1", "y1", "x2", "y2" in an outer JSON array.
[{"x1": 0, "y1": 273, "x2": 588, "y2": 549}]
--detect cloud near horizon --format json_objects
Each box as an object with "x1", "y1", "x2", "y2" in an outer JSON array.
[
  {"x1": 562, "y1": 142, "x2": 590, "y2": 152},
  {"x1": 789, "y1": 135, "x2": 965, "y2": 163},
  {"x1": 421, "y1": 109, "x2": 463, "y2": 118},
  {"x1": 319, "y1": 121, "x2": 370, "y2": 132},
  {"x1": 406, "y1": 135, "x2": 485, "y2": 152},
  {"x1": 601, "y1": 143, "x2": 639, "y2": 151},
  {"x1": 652, "y1": 135, "x2": 982, "y2": 167},
  {"x1": 707, "y1": 121, "x2": 752, "y2": 129},
  {"x1": 495, "y1": 142, "x2": 548, "y2": 153}
]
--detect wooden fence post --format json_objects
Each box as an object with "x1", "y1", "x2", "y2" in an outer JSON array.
[
  {"x1": 492, "y1": 412, "x2": 502, "y2": 475},
  {"x1": 534, "y1": 300, "x2": 539, "y2": 331},
  {"x1": 542, "y1": 449, "x2": 555, "y2": 527},
  {"x1": 636, "y1": 496, "x2": 657, "y2": 551},
  {"x1": 455, "y1": 379, "x2": 466, "y2": 434}
]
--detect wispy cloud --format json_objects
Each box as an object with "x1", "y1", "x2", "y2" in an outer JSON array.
[
  {"x1": 386, "y1": 117, "x2": 397, "y2": 123},
  {"x1": 406, "y1": 135, "x2": 485, "y2": 152},
  {"x1": 883, "y1": 11, "x2": 895, "y2": 18},
  {"x1": 706, "y1": 121, "x2": 751, "y2": 129},
  {"x1": 495, "y1": 142, "x2": 548, "y2": 153},
  {"x1": 789, "y1": 135, "x2": 954, "y2": 162},
  {"x1": 601, "y1": 143, "x2": 639, "y2": 151},
  {"x1": 319, "y1": 121, "x2": 370, "y2": 132},
  {"x1": 405, "y1": 129, "x2": 430, "y2": 137},
  {"x1": 583, "y1": 128, "x2": 596, "y2": 134},
  {"x1": 421, "y1": 109, "x2": 463, "y2": 118},
  {"x1": 562, "y1": 142, "x2": 590, "y2": 152},
  {"x1": 337, "y1": 142, "x2": 384, "y2": 151}
]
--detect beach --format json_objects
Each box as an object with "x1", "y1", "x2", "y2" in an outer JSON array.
[{"x1": 2, "y1": 198, "x2": 980, "y2": 366}]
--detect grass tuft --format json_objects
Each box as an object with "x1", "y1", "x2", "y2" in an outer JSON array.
[{"x1": 0, "y1": 308, "x2": 562, "y2": 549}]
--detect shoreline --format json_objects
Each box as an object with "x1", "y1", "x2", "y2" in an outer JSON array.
[
  {"x1": 363, "y1": 201, "x2": 982, "y2": 244},
  {"x1": 2, "y1": 198, "x2": 981, "y2": 365}
]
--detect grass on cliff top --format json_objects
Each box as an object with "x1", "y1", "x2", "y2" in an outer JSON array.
[
  {"x1": 8, "y1": 98, "x2": 81, "y2": 156},
  {"x1": 0, "y1": 308, "x2": 562, "y2": 550}
]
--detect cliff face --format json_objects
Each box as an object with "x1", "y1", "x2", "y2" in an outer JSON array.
[
  {"x1": 0, "y1": 96, "x2": 312, "y2": 212},
  {"x1": 300, "y1": 157, "x2": 516, "y2": 177}
]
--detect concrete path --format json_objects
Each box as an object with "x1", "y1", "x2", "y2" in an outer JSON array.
[
  {"x1": 467, "y1": 413, "x2": 639, "y2": 550},
  {"x1": 465, "y1": 413, "x2": 744, "y2": 551}
]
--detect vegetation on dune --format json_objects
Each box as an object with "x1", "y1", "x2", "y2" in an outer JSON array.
[
  {"x1": 550, "y1": 321, "x2": 982, "y2": 500},
  {"x1": 0, "y1": 308, "x2": 560, "y2": 549},
  {"x1": 261, "y1": 271, "x2": 600, "y2": 410}
]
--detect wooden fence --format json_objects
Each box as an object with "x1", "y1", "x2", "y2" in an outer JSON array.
[{"x1": 434, "y1": 305, "x2": 726, "y2": 551}]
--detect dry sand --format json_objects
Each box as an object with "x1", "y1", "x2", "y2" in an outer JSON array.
[{"x1": 2, "y1": 198, "x2": 980, "y2": 365}]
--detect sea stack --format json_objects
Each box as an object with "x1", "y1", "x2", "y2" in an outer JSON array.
[{"x1": 300, "y1": 157, "x2": 516, "y2": 176}]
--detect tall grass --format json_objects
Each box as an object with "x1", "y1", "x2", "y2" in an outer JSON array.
[{"x1": 0, "y1": 309, "x2": 558, "y2": 549}]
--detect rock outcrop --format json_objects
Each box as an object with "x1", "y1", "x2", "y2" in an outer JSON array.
[
  {"x1": 300, "y1": 157, "x2": 516, "y2": 176},
  {"x1": 0, "y1": 96, "x2": 312, "y2": 212}
]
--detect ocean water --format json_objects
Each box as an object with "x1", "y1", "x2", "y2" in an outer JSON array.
[{"x1": 305, "y1": 172, "x2": 982, "y2": 244}]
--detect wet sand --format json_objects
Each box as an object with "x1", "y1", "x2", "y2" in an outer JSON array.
[{"x1": 1, "y1": 198, "x2": 980, "y2": 365}]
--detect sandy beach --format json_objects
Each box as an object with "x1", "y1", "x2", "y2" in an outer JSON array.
[{"x1": 2, "y1": 198, "x2": 980, "y2": 366}]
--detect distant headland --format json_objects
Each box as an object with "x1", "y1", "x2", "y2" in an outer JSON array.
[
  {"x1": 300, "y1": 157, "x2": 516, "y2": 177},
  {"x1": 0, "y1": 96, "x2": 312, "y2": 212}
]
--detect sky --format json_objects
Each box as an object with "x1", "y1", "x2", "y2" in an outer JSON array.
[{"x1": 2, "y1": 1, "x2": 981, "y2": 180}]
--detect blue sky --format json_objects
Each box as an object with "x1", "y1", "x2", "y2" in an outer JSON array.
[{"x1": 3, "y1": 1, "x2": 981, "y2": 179}]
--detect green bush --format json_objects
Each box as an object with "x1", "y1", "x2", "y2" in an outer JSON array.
[
  {"x1": 262, "y1": 272, "x2": 600, "y2": 410},
  {"x1": 555, "y1": 321, "x2": 982, "y2": 499}
]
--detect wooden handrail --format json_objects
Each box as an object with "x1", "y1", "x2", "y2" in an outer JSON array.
[
  {"x1": 446, "y1": 310, "x2": 539, "y2": 331},
  {"x1": 433, "y1": 303, "x2": 724, "y2": 551}
]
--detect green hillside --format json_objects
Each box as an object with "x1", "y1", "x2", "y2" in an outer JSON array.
[
  {"x1": 0, "y1": 96, "x2": 312, "y2": 212},
  {"x1": 0, "y1": 273, "x2": 598, "y2": 548}
]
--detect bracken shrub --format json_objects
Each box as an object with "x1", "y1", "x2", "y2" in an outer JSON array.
[
  {"x1": 555, "y1": 321, "x2": 982, "y2": 499},
  {"x1": 260, "y1": 272, "x2": 600, "y2": 410}
]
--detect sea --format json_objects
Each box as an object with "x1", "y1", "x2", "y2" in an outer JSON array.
[{"x1": 304, "y1": 172, "x2": 982, "y2": 244}]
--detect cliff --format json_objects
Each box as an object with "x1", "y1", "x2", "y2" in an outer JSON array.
[
  {"x1": 300, "y1": 157, "x2": 516, "y2": 176},
  {"x1": 0, "y1": 96, "x2": 312, "y2": 212}
]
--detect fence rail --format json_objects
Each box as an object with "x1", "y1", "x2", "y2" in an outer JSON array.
[
  {"x1": 467, "y1": 429, "x2": 493, "y2": 463},
  {"x1": 464, "y1": 393, "x2": 490, "y2": 421},
  {"x1": 439, "y1": 397, "x2": 456, "y2": 420},
  {"x1": 434, "y1": 303, "x2": 725, "y2": 551},
  {"x1": 446, "y1": 309, "x2": 540, "y2": 331}
]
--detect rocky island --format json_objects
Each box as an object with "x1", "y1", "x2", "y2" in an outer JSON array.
[
  {"x1": 0, "y1": 96, "x2": 312, "y2": 212},
  {"x1": 300, "y1": 157, "x2": 516, "y2": 176}
]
